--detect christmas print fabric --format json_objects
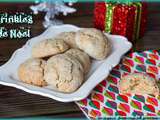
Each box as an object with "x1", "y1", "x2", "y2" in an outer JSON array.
[{"x1": 77, "y1": 50, "x2": 160, "y2": 118}]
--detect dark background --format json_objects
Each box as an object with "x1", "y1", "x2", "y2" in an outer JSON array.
[{"x1": 0, "y1": 2, "x2": 159, "y2": 118}]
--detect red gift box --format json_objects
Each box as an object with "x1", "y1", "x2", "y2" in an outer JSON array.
[{"x1": 94, "y1": 2, "x2": 147, "y2": 43}]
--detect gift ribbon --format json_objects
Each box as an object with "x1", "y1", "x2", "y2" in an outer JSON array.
[
  {"x1": 105, "y1": 3, "x2": 114, "y2": 33},
  {"x1": 134, "y1": 2, "x2": 142, "y2": 40}
]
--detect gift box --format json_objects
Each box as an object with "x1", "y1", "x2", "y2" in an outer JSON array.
[{"x1": 94, "y1": 2, "x2": 147, "y2": 43}]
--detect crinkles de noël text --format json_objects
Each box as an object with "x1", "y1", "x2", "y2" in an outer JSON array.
[
  {"x1": 0, "y1": 12, "x2": 33, "y2": 24},
  {"x1": 0, "y1": 12, "x2": 33, "y2": 38},
  {"x1": 0, "y1": 27, "x2": 30, "y2": 39}
]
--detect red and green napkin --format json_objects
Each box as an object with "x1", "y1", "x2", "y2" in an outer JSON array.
[{"x1": 77, "y1": 50, "x2": 160, "y2": 118}]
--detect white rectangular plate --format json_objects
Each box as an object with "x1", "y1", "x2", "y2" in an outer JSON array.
[{"x1": 0, "y1": 25, "x2": 132, "y2": 102}]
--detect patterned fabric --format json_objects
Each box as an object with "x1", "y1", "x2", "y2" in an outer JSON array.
[{"x1": 77, "y1": 50, "x2": 160, "y2": 118}]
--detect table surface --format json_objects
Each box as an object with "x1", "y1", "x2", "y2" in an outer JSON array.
[{"x1": 0, "y1": 2, "x2": 160, "y2": 118}]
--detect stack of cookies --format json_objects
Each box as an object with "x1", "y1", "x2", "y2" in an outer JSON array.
[{"x1": 18, "y1": 28, "x2": 112, "y2": 93}]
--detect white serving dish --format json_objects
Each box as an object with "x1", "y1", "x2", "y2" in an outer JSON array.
[{"x1": 0, "y1": 25, "x2": 132, "y2": 102}]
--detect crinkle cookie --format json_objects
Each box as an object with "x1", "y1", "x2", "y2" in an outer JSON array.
[
  {"x1": 44, "y1": 54, "x2": 84, "y2": 93},
  {"x1": 55, "y1": 32, "x2": 78, "y2": 48},
  {"x1": 119, "y1": 73, "x2": 159, "y2": 96},
  {"x1": 32, "y1": 39, "x2": 69, "y2": 58},
  {"x1": 65, "y1": 48, "x2": 91, "y2": 74},
  {"x1": 18, "y1": 58, "x2": 47, "y2": 87},
  {"x1": 75, "y1": 28, "x2": 111, "y2": 60}
]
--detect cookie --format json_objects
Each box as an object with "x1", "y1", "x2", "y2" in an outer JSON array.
[
  {"x1": 32, "y1": 39, "x2": 69, "y2": 58},
  {"x1": 75, "y1": 28, "x2": 111, "y2": 60},
  {"x1": 18, "y1": 58, "x2": 47, "y2": 87},
  {"x1": 119, "y1": 73, "x2": 159, "y2": 96},
  {"x1": 55, "y1": 32, "x2": 78, "y2": 48},
  {"x1": 65, "y1": 48, "x2": 91, "y2": 74},
  {"x1": 44, "y1": 54, "x2": 84, "y2": 93}
]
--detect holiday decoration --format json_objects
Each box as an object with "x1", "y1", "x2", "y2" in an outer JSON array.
[
  {"x1": 77, "y1": 50, "x2": 160, "y2": 118},
  {"x1": 30, "y1": 0, "x2": 76, "y2": 28},
  {"x1": 94, "y1": 2, "x2": 147, "y2": 43}
]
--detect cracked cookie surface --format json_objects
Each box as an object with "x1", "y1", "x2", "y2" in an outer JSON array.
[
  {"x1": 18, "y1": 58, "x2": 47, "y2": 87},
  {"x1": 75, "y1": 28, "x2": 111, "y2": 60},
  {"x1": 44, "y1": 54, "x2": 84, "y2": 93},
  {"x1": 55, "y1": 32, "x2": 78, "y2": 48},
  {"x1": 32, "y1": 39, "x2": 69, "y2": 58},
  {"x1": 65, "y1": 48, "x2": 91, "y2": 74}
]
